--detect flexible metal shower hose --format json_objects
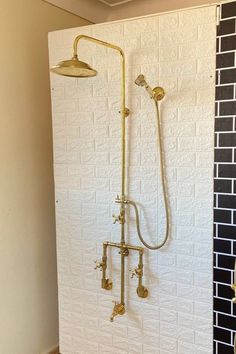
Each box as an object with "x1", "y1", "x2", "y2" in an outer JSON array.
[{"x1": 128, "y1": 101, "x2": 170, "y2": 250}]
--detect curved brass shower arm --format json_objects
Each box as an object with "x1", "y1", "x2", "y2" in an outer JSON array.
[
  {"x1": 73, "y1": 34, "x2": 126, "y2": 115},
  {"x1": 73, "y1": 34, "x2": 127, "y2": 202},
  {"x1": 73, "y1": 34, "x2": 125, "y2": 59}
]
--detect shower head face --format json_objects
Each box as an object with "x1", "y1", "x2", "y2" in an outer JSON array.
[
  {"x1": 134, "y1": 74, "x2": 147, "y2": 87},
  {"x1": 51, "y1": 56, "x2": 97, "y2": 78}
]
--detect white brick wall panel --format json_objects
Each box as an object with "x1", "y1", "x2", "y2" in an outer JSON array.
[
  {"x1": 179, "y1": 7, "x2": 216, "y2": 27},
  {"x1": 160, "y1": 27, "x2": 198, "y2": 47},
  {"x1": 124, "y1": 37, "x2": 141, "y2": 52},
  {"x1": 159, "y1": 46, "x2": 179, "y2": 63},
  {"x1": 49, "y1": 6, "x2": 215, "y2": 354},
  {"x1": 68, "y1": 165, "x2": 95, "y2": 178},
  {"x1": 197, "y1": 57, "x2": 216, "y2": 77},
  {"x1": 99, "y1": 345, "x2": 127, "y2": 354},
  {"x1": 159, "y1": 336, "x2": 177, "y2": 353},
  {"x1": 194, "y1": 271, "x2": 212, "y2": 289},
  {"x1": 178, "y1": 74, "x2": 215, "y2": 91},
  {"x1": 198, "y1": 22, "x2": 217, "y2": 41},
  {"x1": 67, "y1": 112, "x2": 93, "y2": 126},
  {"x1": 163, "y1": 122, "x2": 196, "y2": 137},
  {"x1": 194, "y1": 301, "x2": 212, "y2": 318},
  {"x1": 124, "y1": 18, "x2": 158, "y2": 36}
]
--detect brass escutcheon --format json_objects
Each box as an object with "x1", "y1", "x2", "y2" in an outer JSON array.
[
  {"x1": 137, "y1": 285, "x2": 148, "y2": 298},
  {"x1": 102, "y1": 278, "x2": 113, "y2": 291},
  {"x1": 153, "y1": 87, "x2": 165, "y2": 101}
]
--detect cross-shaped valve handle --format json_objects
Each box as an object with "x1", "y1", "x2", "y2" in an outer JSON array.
[
  {"x1": 130, "y1": 267, "x2": 141, "y2": 279},
  {"x1": 94, "y1": 260, "x2": 103, "y2": 270},
  {"x1": 112, "y1": 213, "x2": 124, "y2": 224}
]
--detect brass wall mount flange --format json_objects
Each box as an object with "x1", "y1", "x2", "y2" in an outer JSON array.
[
  {"x1": 137, "y1": 285, "x2": 148, "y2": 298},
  {"x1": 102, "y1": 278, "x2": 113, "y2": 290},
  {"x1": 153, "y1": 87, "x2": 165, "y2": 101}
]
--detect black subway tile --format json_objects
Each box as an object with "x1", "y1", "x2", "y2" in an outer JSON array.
[
  {"x1": 218, "y1": 283, "x2": 234, "y2": 299},
  {"x1": 218, "y1": 224, "x2": 236, "y2": 240},
  {"x1": 220, "y1": 101, "x2": 236, "y2": 116},
  {"x1": 214, "y1": 325, "x2": 231, "y2": 343},
  {"x1": 214, "y1": 297, "x2": 232, "y2": 314},
  {"x1": 214, "y1": 223, "x2": 217, "y2": 237},
  {"x1": 214, "y1": 209, "x2": 232, "y2": 224},
  {"x1": 218, "y1": 194, "x2": 236, "y2": 209},
  {"x1": 217, "y1": 342, "x2": 234, "y2": 354},
  {"x1": 218, "y1": 164, "x2": 236, "y2": 178},
  {"x1": 234, "y1": 181, "x2": 236, "y2": 194},
  {"x1": 222, "y1": 2, "x2": 236, "y2": 19},
  {"x1": 215, "y1": 133, "x2": 218, "y2": 148},
  {"x1": 214, "y1": 179, "x2": 232, "y2": 193},
  {"x1": 214, "y1": 164, "x2": 218, "y2": 178},
  {"x1": 234, "y1": 211, "x2": 236, "y2": 224},
  {"x1": 219, "y1": 133, "x2": 236, "y2": 146},
  {"x1": 214, "y1": 267, "x2": 232, "y2": 283},
  {"x1": 218, "y1": 19, "x2": 236, "y2": 36},
  {"x1": 221, "y1": 35, "x2": 236, "y2": 52},
  {"x1": 214, "y1": 193, "x2": 217, "y2": 208},
  {"x1": 218, "y1": 313, "x2": 236, "y2": 331},
  {"x1": 215, "y1": 117, "x2": 233, "y2": 132},
  {"x1": 233, "y1": 241, "x2": 236, "y2": 255},
  {"x1": 218, "y1": 254, "x2": 236, "y2": 270},
  {"x1": 216, "y1": 52, "x2": 235, "y2": 69},
  {"x1": 216, "y1": 85, "x2": 234, "y2": 100},
  {"x1": 220, "y1": 69, "x2": 236, "y2": 84},
  {"x1": 215, "y1": 148, "x2": 233, "y2": 162},
  {"x1": 214, "y1": 239, "x2": 232, "y2": 253}
]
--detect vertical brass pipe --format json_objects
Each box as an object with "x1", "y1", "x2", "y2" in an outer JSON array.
[
  {"x1": 120, "y1": 53, "x2": 126, "y2": 306},
  {"x1": 73, "y1": 35, "x2": 128, "y2": 311},
  {"x1": 101, "y1": 242, "x2": 108, "y2": 288},
  {"x1": 138, "y1": 251, "x2": 143, "y2": 289}
]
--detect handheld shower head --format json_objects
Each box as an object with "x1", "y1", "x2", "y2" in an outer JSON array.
[
  {"x1": 135, "y1": 74, "x2": 147, "y2": 87},
  {"x1": 134, "y1": 74, "x2": 165, "y2": 101}
]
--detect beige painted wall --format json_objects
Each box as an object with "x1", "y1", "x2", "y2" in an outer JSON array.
[{"x1": 0, "y1": 1, "x2": 90, "y2": 354}]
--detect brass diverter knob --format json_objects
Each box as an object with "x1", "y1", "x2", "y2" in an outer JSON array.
[
  {"x1": 232, "y1": 284, "x2": 236, "y2": 303},
  {"x1": 94, "y1": 260, "x2": 104, "y2": 270}
]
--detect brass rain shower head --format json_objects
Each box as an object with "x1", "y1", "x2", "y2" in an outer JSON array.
[{"x1": 50, "y1": 55, "x2": 97, "y2": 78}]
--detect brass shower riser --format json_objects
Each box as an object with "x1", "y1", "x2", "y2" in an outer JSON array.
[{"x1": 95, "y1": 241, "x2": 148, "y2": 321}]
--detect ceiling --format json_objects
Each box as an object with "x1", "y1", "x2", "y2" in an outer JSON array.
[
  {"x1": 98, "y1": 0, "x2": 134, "y2": 6},
  {"x1": 45, "y1": 0, "x2": 219, "y2": 24}
]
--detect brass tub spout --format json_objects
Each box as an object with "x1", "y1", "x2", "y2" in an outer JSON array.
[{"x1": 110, "y1": 302, "x2": 125, "y2": 322}]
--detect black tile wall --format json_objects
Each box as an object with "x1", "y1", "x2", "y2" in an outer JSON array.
[{"x1": 214, "y1": 3, "x2": 236, "y2": 353}]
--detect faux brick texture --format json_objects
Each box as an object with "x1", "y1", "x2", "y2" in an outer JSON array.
[{"x1": 49, "y1": 6, "x2": 216, "y2": 354}]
